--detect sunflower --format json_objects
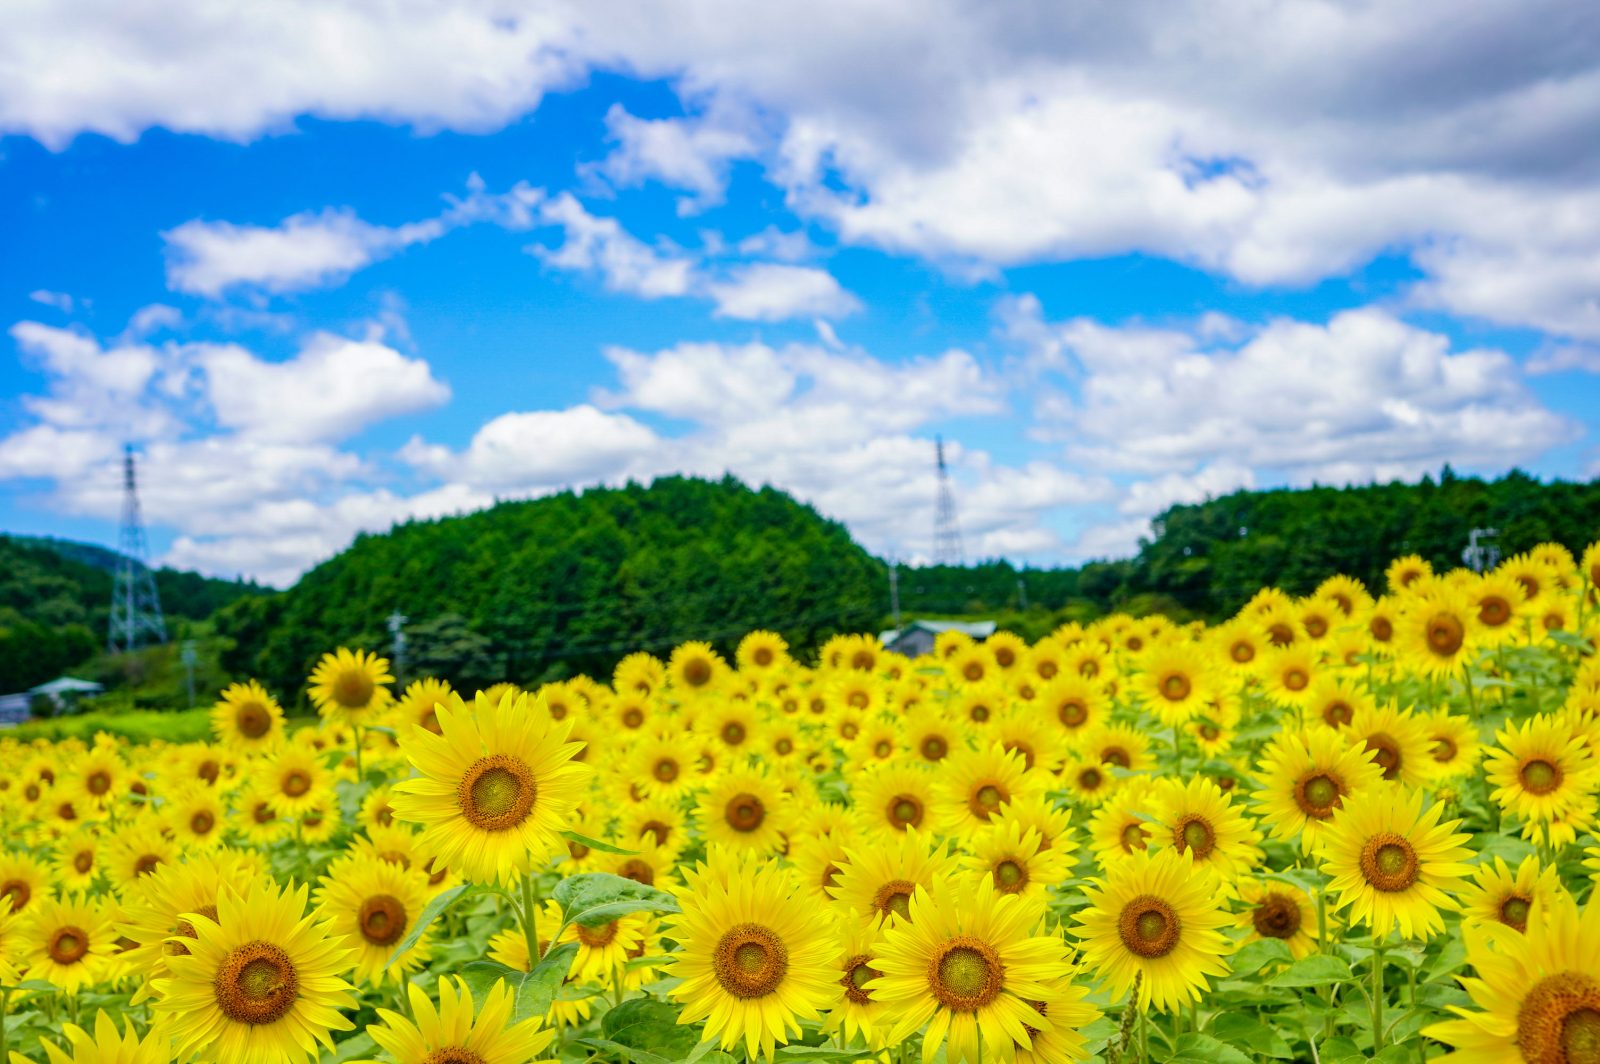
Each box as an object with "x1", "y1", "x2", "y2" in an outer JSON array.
[
  {"x1": 667, "y1": 858, "x2": 837, "y2": 1061},
  {"x1": 1422, "y1": 709, "x2": 1482, "y2": 779},
  {"x1": 485, "y1": 902, "x2": 593, "y2": 1030},
  {"x1": 164, "y1": 785, "x2": 226, "y2": 850},
  {"x1": 948, "y1": 644, "x2": 994, "y2": 686},
  {"x1": 1036, "y1": 674, "x2": 1108, "y2": 743},
  {"x1": 26, "y1": 1010, "x2": 171, "y2": 1064},
  {"x1": 1458, "y1": 855, "x2": 1564, "y2": 934},
  {"x1": 961, "y1": 818, "x2": 1070, "y2": 901},
  {"x1": 367, "y1": 975, "x2": 554, "y2": 1064},
  {"x1": 994, "y1": 793, "x2": 1079, "y2": 863},
  {"x1": 1364, "y1": 596, "x2": 1401, "y2": 656},
  {"x1": 102, "y1": 821, "x2": 177, "y2": 888},
  {"x1": 21, "y1": 892, "x2": 113, "y2": 994},
  {"x1": 558, "y1": 910, "x2": 649, "y2": 986},
  {"x1": 870, "y1": 874, "x2": 1078, "y2": 1063},
  {"x1": 1317, "y1": 785, "x2": 1474, "y2": 940},
  {"x1": 265, "y1": 742, "x2": 326, "y2": 818},
  {"x1": 233, "y1": 778, "x2": 291, "y2": 846},
  {"x1": 627, "y1": 732, "x2": 697, "y2": 802},
  {"x1": 737, "y1": 630, "x2": 791, "y2": 673},
  {"x1": 829, "y1": 827, "x2": 959, "y2": 927},
  {"x1": 820, "y1": 915, "x2": 888, "y2": 1049},
  {"x1": 704, "y1": 699, "x2": 759, "y2": 754},
  {"x1": 950, "y1": 682, "x2": 1003, "y2": 729},
  {"x1": 68, "y1": 744, "x2": 126, "y2": 813},
  {"x1": 904, "y1": 709, "x2": 962, "y2": 766},
  {"x1": 391, "y1": 677, "x2": 455, "y2": 736},
  {"x1": 1133, "y1": 641, "x2": 1215, "y2": 726},
  {"x1": 852, "y1": 762, "x2": 938, "y2": 837},
  {"x1": 313, "y1": 852, "x2": 432, "y2": 986},
  {"x1": 668, "y1": 640, "x2": 727, "y2": 692},
  {"x1": 1253, "y1": 727, "x2": 1385, "y2": 852},
  {"x1": 1082, "y1": 722, "x2": 1154, "y2": 775},
  {"x1": 1424, "y1": 892, "x2": 1600, "y2": 1062},
  {"x1": 307, "y1": 646, "x2": 393, "y2": 725},
  {"x1": 1262, "y1": 645, "x2": 1320, "y2": 709},
  {"x1": 53, "y1": 829, "x2": 101, "y2": 892},
  {"x1": 1060, "y1": 756, "x2": 1119, "y2": 807},
  {"x1": 1305, "y1": 677, "x2": 1373, "y2": 731},
  {"x1": 936, "y1": 744, "x2": 1041, "y2": 834},
  {"x1": 1484, "y1": 713, "x2": 1598, "y2": 837},
  {"x1": 152, "y1": 876, "x2": 355, "y2": 1064},
  {"x1": 1386, "y1": 554, "x2": 1434, "y2": 594},
  {"x1": 1190, "y1": 694, "x2": 1242, "y2": 758},
  {"x1": 211, "y1": 680, "x2": 285, "y2": 752},
  {"x1": 1347, "y1": 701, "x2": 1437, "y2": 789},
  {"x1": 1212, "y1": 618, "x2": 1267, "y2": 677},
  {"x1": 1394, "y1": 586, "x2": 1479, "y2": 679},
  {"x1": 1150, "y1": 775, "x2": 1264, "y2": 884},
  {"x1": 1317, "y1": 574, "x2": 1374, "y2": 618},
  {"x1": 696, "y1": 765, "x2": 790, "y2": 856},
  {"x1": 614, "y1": 651, "x2": 667, "y2": 698},
  {"x1": 1073, "y1": 847, "x2": 1232, "y2": 1012},
  {"x1": 115, "y1": 850, "x2": 252, "y2": 1005},
  {"x1": 1235, "y1": 877, "x2": 1321, "y2": 959},
  {"x1": 992, "y1": 706, "x2": 1067, "y2": 774},
  {"x1": 845, "y1": 718, "x2": 901, "y2": 770},
  {"x1": 792, "y1": 833, "x2": 853, "y2": 903},
  {"x1": 1466, "y1": 571, "x2": 1526, "y2": 647},
  {"x1": 986, "y1": 630, "x2": 1028, "y2": 673},
  {"x1": 391, "y1": 689, "x2": 591, "y2": 885},
  {"x1": 619, "y1": 798, "x2": 689, "y2": 858},
  {"x1": 602, "y1": 841, "x2": 678, "y2": 890}
]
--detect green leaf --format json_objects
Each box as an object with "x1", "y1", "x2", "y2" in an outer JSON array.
[
  {"x1": 1228, "y1": 937, "x2": 1294, "y2": 976},
  {"x1": 515, "y1": 941, "x2": 579, "y2": 1022},
  {"x1": 1267, "y1": 953, "x2": 1353, "y2": 987},
  {"x1": 1163, "y1": 1033, "x2": 1252, "y2": 1063},
  {"x1": 1206, "y1": 1014, "x2": 1292, "y2": 1058},
  {"x1": 320, "y1": 1033, "x2": 377, "y2": 1063},
  {"x1": 603, "y1": 997, "x2": 700, "y2": 1059},
  {"x1": 774, "y1": 1048, "x2": 871, "y2": 1062},
  {"x1": 553, "y1": 872, "x2": 681, "y2": 929},
  {"x1": 561, "y1": 829, "x2": 640, "y2": 856},
  {"x1": 575, "y1": 1038, "x2": 672, "y2": 1064},
  {"x1": 386, "y1": 883, "x2": 484, "y2": 967},
  {"x1": 457, "y1": 959, "x2": 525, "y2": 1004}
]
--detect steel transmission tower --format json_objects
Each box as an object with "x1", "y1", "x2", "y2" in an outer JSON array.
[
  {"x1": 932, "y1": 435, "x2": 964, "y2": 565},
  {"x1": 108, "y1": 446, "x2": 167, "y2": 654}
]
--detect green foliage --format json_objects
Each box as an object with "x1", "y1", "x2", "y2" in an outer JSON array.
[
  {"x1": 7, "y1": 706, "x2": 211, "y2": 744},
  {"x1": 214, "y1": 476, "x2": 888, "y2": 700}
]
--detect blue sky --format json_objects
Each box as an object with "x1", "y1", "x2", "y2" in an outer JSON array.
[{"x1": 3, "y1": 3, "x2": 1598, "y2": 585}]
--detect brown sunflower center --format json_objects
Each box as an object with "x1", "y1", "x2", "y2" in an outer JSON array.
[
  {"x1": 1358, "y1": 833, "x2": 1420, "y2": 892},
  {"x1": 777, "y1": 738, "x2": 796, "y2": 756},
  {"x1": 214, "y1": 940, "x2": 299, "y2": 1025},
  {"x1": 1426, "y1": 614, "x2": 1466, "y2": 656},
  {"x1": 1479, "y1": 596, "x2": 1512, "y2": 627},
  {"x1": 1371, "y1": 616, "x2": 1394, "y2": 642},
  {"x1": 1516, "y1": 972, "x2": 1600, "y2": 1064},
  {"x1": 722, "y1": 722, "x2": 747, "y2": 746},
  {"x1": 1120, "y1": 822, "x2": 1149, "y2": 853},
  {"x1": 840, "y1": 954, "x2": 879, "y2": 1004},
  {"x1": 86, "y1": 770, "x2": 111, "y2": 796},
  {"x1": 1521, "y1": 758, "x2": 1563, "y2": 795},
  {"x1": 48, "y1": 925, "x2": 89, "y2": 964},
  {"x1": 963, "y1": 662, "x2": 985, "y2": 682},
  {"x1": 1283, "y1": 667, "x2": 1309, "y2": 692},
  {"x1": 1432, "y1": 736, "x2": 1458, "y2": 762},
  {"x1": 993, "y1": 859, "x2": 1028, "y2": 893},
  {"x1": 1364, "y1": 733, "x2": 1403, "y2": 780},
  {"x1": 253, "y1": 802, "x2": 276, "y2": 824},
  {"x1": 1251, "y1": 893, "x2": 1303, "y2": 939},
  {"x1": 1322, "y1": 700, "x2": 1354, "y2": 727},
  {"x1": 333, "y1": 669, "x2": 375, "y2": 709},
  {"x1": 1500, "y1": 893, "x2": 1533, "y2": 932},
  {"x1": 1078, "y1": 766, "x2": 1105, "y2": 791},
  {"x1": 618, "y1": 859, "x2": 654, "y2": 886},
  {"x1": 928, "y1": 937, "x2": 1004, "y2": 1010},
  {"x1": 873, "y1": 739, "x2": 893, "y2": 758},
  {"x1": 1118, "y1": 895, "x2": 1181, "y2": 958},
  {"x1": 753, "y1": 647, "x2": 774, "y2": 666},
  {"x1": 889, "y1": 795, "x2": 923, "y2": 829},
  {"x1": 191, "y1": 810, "x2": 215, "y2": 835},
  {"x1": 576, "y1": 921, "x2": 619, "y2": 948},
  {"x1": 358, "y1": 894, "x2": 407, "y2": 946},
  {"x1": 1057, "y1": 699, "x2": 1088, "y2": 728},
  {"x1": 456, "y1": 754, "x2": 537, "y2": 831},
  {"x1": 652, "y1": 757, "x2": 679, "y2": 783},
  {"x1": 1269, "y1": 623, "x2": 1295, "y2": 648},
  {"x1": 682, "y1": 659, "x2": 712, "y2": 687},
  {"x1": 872, "y1": 880, "x2": 916, "y2": 922},
  {"x1": 421, "y1": 1049, "x2": 487, "y2": 1064},
  {"x1": 1231, "y1": 640, "x2": 1255, "y2": 663},
  {"x1": 282, "y1": 770, "x2": 311, "y2": 798},
  {"x1": 712, "y1": 923, "x2": 788, "y2": 999},
  {"x1": 134, "y1": 854, "x2": 162, "y2": 877},
  {"x1": 969, "y1": 782, "x2": 1008, "y2": 820},
  {"x1": 1175, "y1": 815, "x2": 1216, "y2": 859},
  {"x1": 236, "y1": 703, "x2": 272, "y2": 738},
  {"x1": 1294, "y1": 772, "x2": 1343, "y2": 819},
  {"x1": 1305, "y1": 616, "x2": 1328, "y2": 639},
  {"x1": 723, "y1": 793, "x2": 765, "y2": 833},
  {"x1": 621, "y1": 708, "x2": 644, "y2": 729},
  {"x1": 921, "y1": 736, "x2": 948, "y2": 761},
  {"x1": 1160, "y1": 673, "x2": 1191, "y2": 701},
  {"x1": 641, "y1": 820, "x2": 671, "y2": 847},
  {"x1": 72, "y1": 851, "x2": 93, "y2": 874}
]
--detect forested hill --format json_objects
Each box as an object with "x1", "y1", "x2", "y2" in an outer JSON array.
[
  {"x1": 1110, "y1": 468, "x2": 1600, "y2": 617},
  {"x1": 0, "y1": 535, "x2": 267, "y2": 691},
  {"x1": 214, "y1": 476, "x2": 887, "y2": 698}
]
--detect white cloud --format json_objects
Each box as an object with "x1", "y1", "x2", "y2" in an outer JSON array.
[
  {"x1": 28, "y1": 290, "x2": 74, "y2": 313},
  {"x1": 533, "y1": 193, "x2": 697, "y2": 298},
  {"x1": 593, "y1": 102, "x2": 756, "y2": 214},
  {"x1": 122, "y1": 304, "x2": 185, "y2": 340},
  {"x1": 599, "y1": 342, "x2": 797, "y2": 423},
  {"x1": 707, "y1": 263, "x2": 861, "y2": 321},
  {"x1": 404, "y1": 405, "x2": 659, "y2": 493},
  {"x1": 196, "y1": 333, "x2": 450, "y2": 443},
  {"x1": 1117, "y1": 462, "x2": 1257, "y2": 517},
  {"x1": 1527, "y1": 345, "x2": 1600, "y2": 375}
]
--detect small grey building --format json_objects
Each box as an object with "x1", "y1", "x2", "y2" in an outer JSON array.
[
  {"x1": 0, "y1": 676, "x2": 105, "y2": 725},
  {"x1": 879, "y1": 619, "x2": 997, "y2": 659}
]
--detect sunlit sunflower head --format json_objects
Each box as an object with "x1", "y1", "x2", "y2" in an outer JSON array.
[
  {"x1": 307, "y1": 646, "x2": 394, "y2": 725},
  {"x1": 614, "y1": 651, "x2": 667, "y2": 698},
  {"x1": 949, "y1": 680, "x2": 1004, "y2": 729},
  {"x1": 962, "y1": 817, "x2": 1070, "y2": 901},
  {"x1": 1362, "y1": 596, "x2": 1401, "y2": 656},
  {"x1": 1305, "y1": 677, "x2": 1373, "y2": 732},
  {"x1": 113, "y1": 849, "x2": 255, "y2": 1004},
  {"x1": 20, "y1": 891, "x2": 113, "y2": 995},
  {"x1": 390, "y1": 689, "x2": 593, "y2": 885},
  {"x1": 233, "y1": 777, "x2": 292, "y2": 846},
  {"x1": 830, "y1": 827, "x2": 959, "y2": 927},
  {"x1": 948, "y1": 643, "x2": 995, "y2": 687},
  {"x1": 1485, "y1": 712, "x2": 1598, "y2": 829},
  {"x1": 1066, "y1": 640, "x2": 1111, "y2": 682},
  {"x1": 1036, "y1": 674, "x2": 1107, "y2": 740},
  {"x1": 904, "y1": 707, "x2": 963, "y2": 766},
  {"x1": 1347, "y1": 701, "x2": 1438, "y2": 789},
  {"x1": 1315, "y1": 574, "x2": 1374, "y2": 619},
  {"x1": 993, "y1": 792, "x2": 1079, "y2": 867},
  {"x1": 103, "y1": 821, "x2": 177, "y2": 889},
  {"x1": 1465, "y1": 570, "x2": 1528, "y2": 647},
  {"x1": 372, "y1": 972, "x2": 555, "y2": 1064},
  {"x1": 791, "y1": 831, "x2": 854, "y2": 903},
  {"x1": 1073, "y1": 847, "x2": 1232, "y2": 1013},
  {"x1": 560, "y1": 909, "x2": 650, "y2": 987},
  {"x1": 983, "y1": 630, "x2": 1027, "y2": 673},
  {"x1": 1151, "y1": 775, "x2": 1264, "y2": 884},
  {"x1": 1386, "y1": 553, "x2": 1434, "y2": 595},
  {"x1": 870, "y1": 874, "x2": 1077, "y2": 1064},
  {"x1": 1256, "y1": 603, "x2": 1304, "y2": 651},
  {"x1": 1252, "y1": 726, "x2": 1386, "y2": 852},
  {"x1": 1424, "y1": 891, "x2": 1600, "y2": 1063},
  {"x1": 1422, "y1": 709, "x2": 1482, "y2": 780},
  {"x1": 265, "y1": 741, "x2": 325, "y2": 818},
  {"x1": 737, "y1": 629, "x2": 791, "y2": 673},
  {"x1": 668, "y1": 640, "x2": 728, "y2": 693},
  {"x1": 606, "y1": 690, "x2": 655, "y2": 735},
  {"x1": 817, "y1": 912, "x2": 888, "y2": 1049},
  {"x1": 1083, "y1": 721, "x2": 1155, "y2": 775},
  {"x1": 391, "y1": 676, "x2": 454, "y2": 736},
  {"x1": 1060, "y1": 755, "x2": 1120, "y2": 808},
  {"x1": 619, "y1": 797, "x2": 689, "y2": 858},
  {"x1": 1532, "y1": 593, "x2": 1576, "y2": 640},
  {"x1": 53, "y1": 828, "x2": 101, "y2": 893},
  {"x1": 853, "y1": 762, "x2": 938, "y2": 837},
  {"x1": 27, "y1": 1009, "x2": 171, "y2": 1064},
  {"x1": 68, "y1": 744, "x2": 126, "y2": 812},
  {"x1": 1394, "y1": 585, "x2": 1479, "y2": 679},
  {"x1": 1317, "y1": 784, "x2": 1474, "y2": 940},
  {"x1": 1210, "y1": 617, "x2": 1267, "y2": 677},
  {"x1": 210, "y1": 680, "x2": 285, "y2": 752},
  {"x1": 314, "y1": 851, "x2": 433, "y2": 986},
  {"x1": 666, "y1": 857, "x2": 838, "y2": 1061},
  {"x1": 704, "y1": 698, "x2": 759, "y2": 753},
  {"x1": 844, "y1": 717, "x2": 901, "y2": 770},
  {"x1": 1296, "y1": 595, "x2": 1342, "y2": 643},
  {"x1": 1024, "y1": 640, "x2": 1067, "y2": 686},
  {"x1": 696, "y1": 764, "x2": 790, "y2": 856},
  {"x1": 936, "y1": 743, "x2": 1042, "y2": 834},
  {"x1": 1458, "y1": 855, "x2": 1565, "y2": 935},
  {"x1": 1235, "y1": 877, "x2": 1321, "y2": 960},
  {"x1": 1262, "y1": 644, "x2": 1320, "y2": 709},
  {"x1": 164, "y1": 785, "x2": 227, "y2": 850},
  {"x1": 1190, "y1": 693, "x2": 1242, "y2": 758},
  {"x1": 991, "y1": 705, "x2": 1066, "y2": 774}
]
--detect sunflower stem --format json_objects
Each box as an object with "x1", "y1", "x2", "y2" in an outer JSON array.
[
  {"x1": 520, "y1": 874, "x2": 542, "y2": 964},
  {"x1": 353, "y1": 725, "x2": 365, "y2": 781},
  {"x1": 1462, "y1": 669, "x2": 1478, "y2": 719},
  {"x1": 1, "y1": 988, "x2": 9, "y2": 1063},
  {"x1": 1316, "y1": 887, "x2": 1328, "y2": 954},
  {"x1": 1370, "y1": 939, "x2": 1385, "y2": 1052}
]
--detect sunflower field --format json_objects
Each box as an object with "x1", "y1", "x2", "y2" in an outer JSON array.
[{"x1": 2, "y1": 545, "x2": 1600, "y2": 1064}]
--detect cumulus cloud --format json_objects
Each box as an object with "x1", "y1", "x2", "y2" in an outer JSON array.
[
  {"x1": 403, "y1": 405, "x2": 660, "y2": 493},
  {"x1": 593, "y1": 102, "x2": 757, "y2": 214},
  {"x1": 707, "y1": 263, "x2": 862, "y2": 321}
]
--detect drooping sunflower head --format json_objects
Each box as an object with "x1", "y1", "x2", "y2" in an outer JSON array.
[{"x1": 307, "y1": 646, "x2": 394, "y2": 724}]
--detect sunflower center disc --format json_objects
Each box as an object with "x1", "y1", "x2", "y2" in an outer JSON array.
[
  {"x1": 873, "y1": 880, "x2": 916, "y2": 921},
  {"x1": 890, "y1": 797, "x2": 922, "y2": 828},
  {"x1": 874, "y1": 740, "x2": 892, "y2": 757},
  {"x1": 1323, "y1": 701, "x2": 1352, "y2": 726},
  {"x1": 1427, "y1": 615, "x2": 1465, "y2": 655},
  {"x1": 237, "y1": 704, "x2": 271, "y2": 738},
  {"x1": 577, "y1": 921, "x2": 619, "y2": 948},
  {"x1": 48, "y1": 926, "x2": 88, "y2": 964},
  {"x1": 1059, "y1": 700, "x2": 1087, "y2": 727},
  {"x1": 1120, "y1": 823, "x2": 1149, "y2": 853},
  {"x1": 1161, "y1": 674, "x2": 1191, "y2": 701},
  {"x1": 1178, "y1": 817, "x2": 1216, "y2": 858},
  {"x1": 73, "y1": 852, "x2": 92, "y2": 873},
  {"x1": 994, "y1": 859, "x2": 1027, "y2": 892},
  {"x1": 1252, "y1": 893, "x2": 1302, "y2": 938},
  {"x1": 1522, "y1": 759, "x2": 1562, "y2": 795},
  {"x1": 1364, "y1": 734, "x2": 1402, "y2": 780},
  {"x1": 1500, "y1": 894, "x2": 1532, "y2": 931},
  {"x1": 683, "y1": 660, "x2": 712, "y2": 686},
  {"x1": 1284, "y1": 668, "x2": 1308, "y2": 691},
  {"x1": 420, "y1": 1048, "x2": 488, "y2": 1064},
  {"x1": 929, "y1": 937, "x2": 1004, "y2": 1010},
  {"x1": 712, "y1": 923, "x2": 788, "y2": 999},
  {"x1": 970, "y1": 783, "x2": 1007, "y2": 819},
  {"x1": 1297, "y1": 773, "x2": 1342, "y2": 818},
  {"x1": 1516, "y1": 973, "x2": 1600, "y2": 1064},
  {"x1": 1359, "y1": 834, "x2": 1420, "y2": 892},
  {"x1": 457, "y1": 755, "x2": 537, "y2": 831},
  {"x1": 191, "y1": 811, "x2": 215, "y2": 835},
  {"x1": 653, "y1": 758, "x2": 679, "y2": 782},
  {"x1": 1231, "y1": 642, "x2": 1254, "y2": 663},
  {"x1": 722, "y1": 722, "x2": 746, "y2": 745},
  {"x1": 1372, "y1": 616, "x2": 1394, "y2": 641},
  {"x1": 1080, "y1": 767, "x2": 1104, "y2": 790},
  {"x1": 621, "y1": 708, "x2": 643, "y2": 728},
  {"x1": 642, "y1": 821, "x2": 670, "y2": 846},
  {"x1": 87, "y1": 771, "x2": 110, "y2": 795},
  {"x1": 283, "y1": 771, "x2": 311, "y2": 797},
  {"x1": 724, "y1": 793, "x2": 765, "y2": 832},
  {"x1": 779, "y1": 739, "x2": 797, "y2": 755},
  {"x1": 215, "y1": 941, "x2": 299, "y2": 1025},
  {"x1": 1432, "y1": 737, "x2": 1457, "y2": 762},
  {"x1": 618, "y1": 859, "x2": 654, "y2": 885},
  {"x1": 358, "y1": 894, "x2": 407, "y2": 946},
  {"x1": 841, "y1": 955, "x2": 878, "y2": 1004},
  {"x1": 921, "y1": 737, "x2": 947, "y2": 760},
  {"x1": 333, "y1": 670, "x2": 375, "y2": 709},
  {"x1": 1118, "y1": 895, "x2": 1181, "y2": 958},
  {"x1": 963, "y1": 663, "x2": 984, "y2": 682},
  {"x1": 1480, "y1": 596, "x2": 1510, "y2": 626},
  {"x1": 134, "y1": 854, "x2": 161, "y2": 876}
]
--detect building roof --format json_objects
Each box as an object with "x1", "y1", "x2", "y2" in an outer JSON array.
[
  {"x1": 27, "y1": 676, "x2": 105, "y2": 696},
  {"x1": 879, "y1": 619, "x2": 998, "y2": 643}
]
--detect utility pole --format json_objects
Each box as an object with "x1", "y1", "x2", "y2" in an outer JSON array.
[
  {"x1": 1463, "y1": 528, "x2": 1500, "y2": 574},
  {"x1": 108, "y1": 445, "x2": 167, "y2": 654},
  {"x1": 181, "y1": 639, "x2": 198, "y2": 708},
  {"x1": 933, "y1": 436, "x2": 964, "y2": 566},
  {"x1": 387, "y1": 611, "x2": 408, "y2": 687},
  {"x1": 1017, "y1": 577, "x2": 1028, "y2": 610},
  {"x1": 888, "y1": 560, "x2": 902, "y2": 630}
]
